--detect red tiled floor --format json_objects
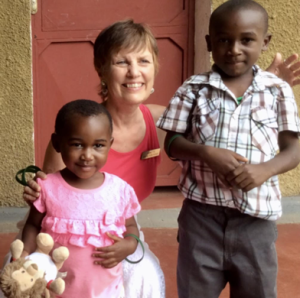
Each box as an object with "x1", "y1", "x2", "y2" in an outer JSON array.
[
  {"x1": 0, "y1": 233, "x2": 16, "y2": 267},
  {"x1": 1, "y1": 225, "x2": 299, "y2": 298},
  {"x1": 141, "y1": 187, "x2": 184, "y2": 210}
]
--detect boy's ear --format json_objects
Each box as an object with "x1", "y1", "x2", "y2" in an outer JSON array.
[
  {"x1": 205, "y1": 35, "x2": 212, "y2": 52},
  {"x1": 51, "y1": 133, "x2": 61, "y2": 153},
  {"x1": 262, "y1": 33, "x2": 272, "y2": 51}
]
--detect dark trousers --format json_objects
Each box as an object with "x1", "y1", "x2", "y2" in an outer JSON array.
[{"x1": 177, "y1": 199, "x2": 278, "y2": 298}]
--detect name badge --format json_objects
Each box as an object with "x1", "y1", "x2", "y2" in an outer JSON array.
[{"x1": 141, "y1": 148, "x2": 161, "y2": 160}]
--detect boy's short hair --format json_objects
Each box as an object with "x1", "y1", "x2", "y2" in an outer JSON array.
[
  {"x1": 210, "y1": 0, "x2": 269, "y2": 33},
  {"x1": 55, "y1": 99, "x2": 113, "y2": 135}
]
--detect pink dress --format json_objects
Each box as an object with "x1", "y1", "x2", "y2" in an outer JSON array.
[
  {"x1": 102, "y1": 104, "x2": 161, "y2": 203},
  {"x1": 34, "y1": 172, "x2": 141, "y2": 298}
]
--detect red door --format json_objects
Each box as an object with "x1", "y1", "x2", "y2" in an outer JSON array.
[{"x1": 32, "y1": 0, "x2": 195, "y2": 186}]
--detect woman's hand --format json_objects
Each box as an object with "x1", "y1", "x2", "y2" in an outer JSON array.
[
  {"x1": 92, "y1": 233, "x2": 137, "y2": 268},
  {"x1": 266, "y1": 53, "x2": 300, "y2": 87},
  {"x1": 23, "y1": 171, "x2": 47, "y2": 204}
]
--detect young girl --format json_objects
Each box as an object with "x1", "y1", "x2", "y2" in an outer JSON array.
[{"x1": 21, "y1": 99, "x2": 141, "y2": 298}]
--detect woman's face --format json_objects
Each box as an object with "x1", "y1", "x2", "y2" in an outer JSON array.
[{"x1": 104, "y1": 47, "x2": 155, "y2": 105}]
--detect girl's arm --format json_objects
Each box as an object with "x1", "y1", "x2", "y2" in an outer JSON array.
[
  {"x1": 122, "y1": 216, "x2": 140, "y2": 252},
  {"x1": 92, "y1": 216, "x2": 139, "y2": 268},
  {"x1": 21, "y1": 205, "x2": 45, "y2": 257}
]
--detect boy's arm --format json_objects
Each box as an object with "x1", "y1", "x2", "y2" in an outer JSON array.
[
  {"x1": 21, "y1": 205, "x2": 45, "y2": 257},
  {"x1": 166, "y1": 131, "x2": 248, "y2": 187},
  {"x1": 227, "y1": 131, "x2": 300, "y2": 192}
]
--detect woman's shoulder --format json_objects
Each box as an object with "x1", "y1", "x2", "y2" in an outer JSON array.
[{"x1": 144, "y1": 104, "x2": 166, "y2": 123}]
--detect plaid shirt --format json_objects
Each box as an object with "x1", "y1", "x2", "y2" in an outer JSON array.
[{"x1": 157, "y1": 65, "x2": 300, "y2": 220}]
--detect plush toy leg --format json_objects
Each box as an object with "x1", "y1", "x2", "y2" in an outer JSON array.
[
  {"x1": 36, "y1": 233, "x2": 54, "y2": 255},
  {"x1": 48, "y1": 277, "x2": 65, "y2": 295},
  {"x1": 10, "y1": 239, "x2": 24, "y2": 260},
  {"x1": 44, "y1": 288, "x2": 51, "y2": 298},
  {"x1": 52, "y1": 247, "x2": 69, "y2": 271}
]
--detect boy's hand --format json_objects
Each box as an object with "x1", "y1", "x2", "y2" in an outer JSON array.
[
  {"x1": 205, "y1": 147, "x2": 248, "y2": 187},
  {"x1": 92, "y1": 233, "x2": 137, "y2": 268},
  {"x1": 226, "y1": 163, "x2": 271, "y2": 192}
]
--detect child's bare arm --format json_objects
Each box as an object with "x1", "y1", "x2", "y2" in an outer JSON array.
[
  {"x1": 21, "y1": 206, "x2": 45, "y2": 256},
  {"x1": 93, "y1": 216, "x2": 139, "y2": 268},
  {"x1": 227, "y1": 131, "x2": 300, "y2": 192},
  {"x1": 165, "y1": 131, "x2": 248, "y2": 187}
]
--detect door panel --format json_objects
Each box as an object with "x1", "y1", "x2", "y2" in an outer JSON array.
[
  {"x1": 32, "y1": 0, "x2": 195, "y2": 185},
  {"x1": 41, "y1": 0, "x2": 186, "y2": 31}
]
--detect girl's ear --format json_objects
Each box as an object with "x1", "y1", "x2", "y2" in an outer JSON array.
[
  {"x1": 51, "y1": 133, "x2": 61, "y2": 153},
  {"x1": 205, "y1": 35, "x2": 212, "y2": 52},
  {"x1": 262, "y1": 33, "x2": 272, "y2": 51},
  {"x1": 110, "y1": 137, "x2": 114, "y2": 147}
]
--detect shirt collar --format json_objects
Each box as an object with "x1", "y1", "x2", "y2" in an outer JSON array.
[{"x1": 205, "y1": 64, "x2": 274, "y2": 92}]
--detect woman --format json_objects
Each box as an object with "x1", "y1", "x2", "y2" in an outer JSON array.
[
  {"x1": 18, "y1": 20, "x2": 300, "y2": 298},
  {"x1": 23, "y1": 20, "x2": 166, "y2": 298}
]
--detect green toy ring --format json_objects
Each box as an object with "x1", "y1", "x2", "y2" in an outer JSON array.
[
  {"x1": 15, "y1": 165, "x2": 42, "y2": 186},
  {"x1": 124, "y1": 234, "x2": 145, "y2": 264}
]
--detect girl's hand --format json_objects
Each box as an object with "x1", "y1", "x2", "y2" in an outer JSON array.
[
  {"x1": 92, "y1": 233, "x2": 138, "y2": 268},
  {"x1": 266, "y1": 53, "x2": 300, "y2": 87},
  {"x1": 23, "y1": 171, "x2": 47, "y2": 204}
]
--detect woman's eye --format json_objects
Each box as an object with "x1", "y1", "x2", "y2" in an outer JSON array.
[{"x1": 116, "y1": 60, "x2": 127, "y2": 65}]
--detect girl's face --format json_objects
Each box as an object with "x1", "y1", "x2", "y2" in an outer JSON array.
[
  {"x1": 104, "y1": 47, "x2": 155, "y2": 106},
  {"x1": 52, "y1": 114, "x2": 113, "y2": 184}
]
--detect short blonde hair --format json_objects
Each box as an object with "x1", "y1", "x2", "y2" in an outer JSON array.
[{"x1": 94, "y1": 19, "x2": 159, "y2": 99}]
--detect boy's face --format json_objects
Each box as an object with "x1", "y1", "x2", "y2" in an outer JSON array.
[{"x1": 206, "y1": 9, "x2": 271, "y2": 78}]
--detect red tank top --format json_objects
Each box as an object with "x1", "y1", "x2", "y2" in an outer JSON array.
[{"x1": 102, "y1": 104, "x2": 161, "y2": 202}]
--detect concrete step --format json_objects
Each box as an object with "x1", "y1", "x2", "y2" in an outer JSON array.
[{"x1": 0, "y1": 188, "x2": 300, "y2": 233}]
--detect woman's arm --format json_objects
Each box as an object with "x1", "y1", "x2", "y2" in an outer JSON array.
[
  {"x1": 23, "y1": 141, "x2": 65, "y2": 203},
  {"x1": 43, "y1": 140, "x2": 65, "y2": 174},
  {"x1": 146, "y1": 104, "x2": 167, "y2": 150}
]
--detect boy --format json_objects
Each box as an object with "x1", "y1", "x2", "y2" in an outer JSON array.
[{"x1": 157, "y1": 1, "x2": 300, "y2": 297}]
